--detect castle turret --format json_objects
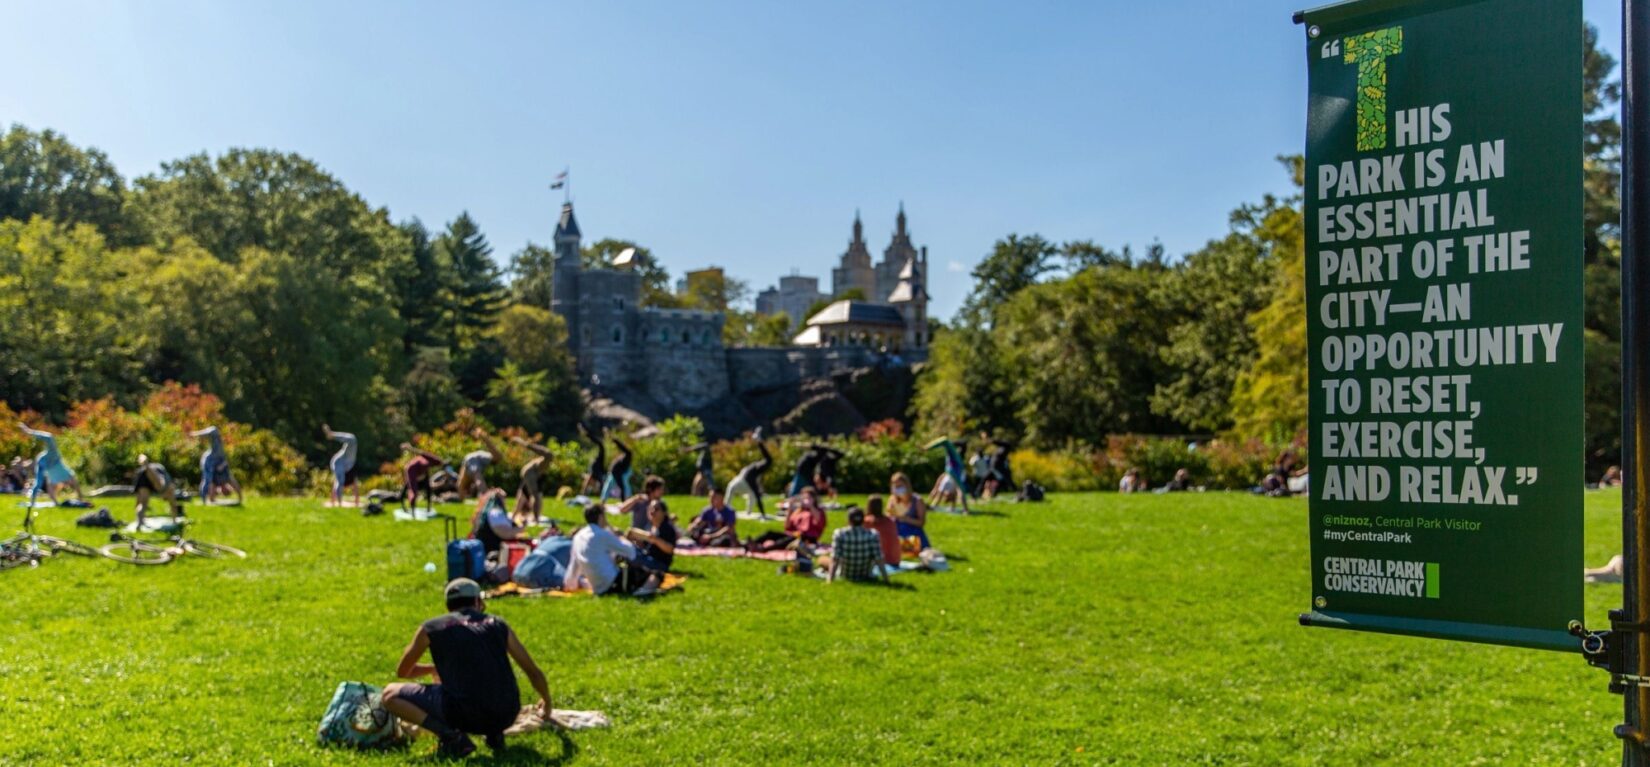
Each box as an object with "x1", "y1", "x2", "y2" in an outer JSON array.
[
  {"x1": 888, "y1": 255, "x2": 929, "y2": 350},
  {"x1": 832, "y1": 209, "x2": 877, "y2": 300},
  {"x1": 551, "y1": 202, "x2": 583, "y2": 347}
]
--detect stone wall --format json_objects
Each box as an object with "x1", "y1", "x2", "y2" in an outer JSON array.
[{"x1": 726, "y1": 346, "x2": 926, "y2": 394}]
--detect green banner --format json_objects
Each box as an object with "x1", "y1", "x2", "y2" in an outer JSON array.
[{"x1": 1298, "y1": 0, "x2": 1582, "y2": 651}]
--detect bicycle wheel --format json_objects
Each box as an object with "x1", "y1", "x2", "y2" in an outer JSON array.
[
  {"x1": 180, "y1": 539, "x2": 246, "y2": 559},
  {"x1": 35, "y1": 536, "x2": 99, "y2": 557},
  {"x1": 99, "y1": 540, "x2": 172, "y2": 565},
  {"x1": 0, "y1": 549, "x2": 39, "y2": 571}
]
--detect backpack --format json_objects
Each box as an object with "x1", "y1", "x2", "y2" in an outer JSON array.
[
  {"x1": 1019, "y1": 481, "x2": 1046, "y2": 502},
  {"x1": 76, "y1": 508, "x2": 122, "y2": 528},
  {"x1": 316, "y1": 681, "x2": 406, "y2": 749},
  {"x1": 444, "y1": 516, "x2": 485, "y2": 582},
  {"x1": 512, "y1": 536, "x2": 573, "y2": 589}
]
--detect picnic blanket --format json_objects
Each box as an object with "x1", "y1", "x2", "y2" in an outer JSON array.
[
  {"x1": 675, "y1": 544, "x2": 831, "y2": 562},
  {"x1": 125, "y1": 516, "x2": 186, "y2": 534},
  {"x1": 484, "y1": 573, "x2": 688, "y2": 599},
  {"x1": 403, "y1": 706, "x2": 611, "y2": 739},
  {"x1": 393, "y1": 508, "x2": 440, "y2": 522}
]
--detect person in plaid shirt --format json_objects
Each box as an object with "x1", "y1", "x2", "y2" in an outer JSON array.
[{"x1": 829, "y1": 508, "x2": 888, "y2": 583}]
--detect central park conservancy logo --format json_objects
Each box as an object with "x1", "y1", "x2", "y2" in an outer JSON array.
[{"x1": 1322, "y1": 557, "x2": 1439, "y2": 599}]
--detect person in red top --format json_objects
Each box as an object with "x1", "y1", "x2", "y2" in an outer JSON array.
[
  {"x1": 745, "y1": 487, "x2": 827, "y2": 552},
  {"x1": 401, "y1": 443, "x2": 445, "y2": 515},
  {"x1": 863, "y1": 495, "x2": 902, "y2": 567}
]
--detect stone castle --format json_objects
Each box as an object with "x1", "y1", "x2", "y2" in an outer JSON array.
[{"x1": 548, "y1": 201, "x2": 929, "y2": 436}]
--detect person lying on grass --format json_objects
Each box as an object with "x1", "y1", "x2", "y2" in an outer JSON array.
[
  {"x1": 382, "y1": 578, "x2": 554, "y2": 759},
  {"x1": 565, "y1": 504, "x2": 638, "y2": 596},
  {"x1": 828, "y1": 508, "x2": 887, "y2": 584},
  {"x1": 620, "y1": 499, "x2": 677, "y2": 597},
  {"x1": 744, "y1": 487, "x2": 826, "y2": 553},
  {"x1": 471, "y1": 488, "x2": 533, "y2": 558},
  {"x1": 131, "y1": 454, "x2": 185, "y2": 525},
  {"x1": 686, "y1": 489, "x2": 739, "y2": 547},
  {"x1": 617, "y1": 475, "x2": 667, "y2": 531}
]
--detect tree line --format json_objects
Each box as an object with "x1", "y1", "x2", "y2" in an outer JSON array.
[{"x1": 913, "y1": 25, "x2": 1624, "y2": 475}]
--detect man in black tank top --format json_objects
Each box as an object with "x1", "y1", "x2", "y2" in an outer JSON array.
[{"x1": 382, "y1": 579, "x2": 553, "y2": 757}]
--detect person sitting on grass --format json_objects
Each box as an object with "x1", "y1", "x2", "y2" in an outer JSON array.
[
  {"x1": 191, "y1": 425, "x2": 243, "y2": 505},
  {"x1": 684, "y1": 442, "x2": 714, "y2": 497},
  {"x1": 745, "y1": 487, "x2": 826, "y2": 553},
  {"x1": 471, "y1": 488, "x2": 532, "y2": 559},
  {"x1": 599, "y1": 431, "x2": 635, "y2": 504},
  {"x1": 323, "y1": 424, "x2": 360, "y2": 507},
  {"x1": 863, "y1": 495, "x2": 902, "y2": 568},
  {"x1": 458, "y1": 429, "x2": 502, "y2": 500},
  {"x1": 617, "y1": 475, "x2": 667, "y2": 531},
  {"x1": 131, "y1": 454, "x2": 185, "y2": 525},
  {"x1": 400, "y1": 444, "x2": 445, "y2": 514},
  {"x1": 1119, "y1": 468, "x2": 1148, "y2": 493},
  {"x1": 510, "y1": 436, "x2": 554, "y2": 525},
  {"x1": 888, "y1": 472, "x2": 930, "y2": 550},
  {"x1": 1260, "y1": 450, "x2": 1305, "y2": 496},
  {"x1": 382, "y1": 578, "x2": 554, "y2": 758},
  {"x1": 1160, "y1": 468, "x2": 1193, "y2": 492},
  {"x1": 565, "y1": 504, "x2": 638, "y2": 596},
  {"x1": 620, "y1": 499, "x2": 678, "y2": 597},
  {"x1": 577, "y1": 422, "x2": 606, "y2": 497},
  {"x1": 828, "y1": 508, "x2": 888, "y2": 584},
  {"x1": 19, "y1": 423, "x2": 84, "y2": 507},
  {"x1": 815, "y1": 444, "x2": 845, "y2": 504},
  {"x1": 687, "y1": 489, "x2": 740, "y2": 547}
]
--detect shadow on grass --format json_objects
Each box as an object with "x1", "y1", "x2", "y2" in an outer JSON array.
[{"x1": 408, "y1": 728, "x2": 579, "y2": 765}]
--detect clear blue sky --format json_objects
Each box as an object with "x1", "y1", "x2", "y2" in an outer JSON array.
[{"x1": 3, "y1": 1, "x2": 1624, "y2": 320}]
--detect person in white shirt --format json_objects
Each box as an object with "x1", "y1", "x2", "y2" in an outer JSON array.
[{"x1": 564, "y1": 504, "x2": 637, "y2": 596}]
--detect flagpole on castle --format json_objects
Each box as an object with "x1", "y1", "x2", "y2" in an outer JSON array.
[{"x1": 551, "y1": 167, "x2": 570, "y2": 205}]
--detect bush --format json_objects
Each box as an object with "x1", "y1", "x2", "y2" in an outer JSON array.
[{"x1": 12, "y1": 383, "x2": 308, "y2": 494}]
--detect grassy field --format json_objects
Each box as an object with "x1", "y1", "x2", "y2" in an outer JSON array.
[{"x1": 0, "y1": 489, "x2": 1630, "y2": 765}]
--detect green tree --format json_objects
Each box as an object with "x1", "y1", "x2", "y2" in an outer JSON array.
[
  {"x1": 0, "y1": 126, "x2": 134, "y2": 242},
  {"x1": 723, "y1": 310, "x2": 792, "y2": 348},
  {"x1": 436, "y1": 212, "x2": 506, "y2": 347},
  {"x1": 1151, "y1": 198, "x2": 1287, "y2": 432},
  {"x1": 911, "y1": 324, "x2": 1017, "y2": 439},
  {"x1": 509, "y1": 242, "x2": 557, "y2": 308},
  {"x1": 1228, "y1": 159, "x2": 1308, "y2": 444},
  {"x1": 128, "y1": 148, "x2": 412, "y2": 285},
  {"x1": 400, "y1": 219, "x2": 450, "y2": 351},
  {"x1": 582, "y1": 238, "x2": 678, "y2": 307},
  {"x1": 996, "y1": 264, "x2": 1175, "y2": 445},
  {"x1": 0, "y1": 218, "x2": 145, "y2": 416},
  {"x1": 682, "y1": 269, "x2": 749, "y2": 312},
  {"x1": 960, "y1": 234, "x2": 1058, "y2": 327}
]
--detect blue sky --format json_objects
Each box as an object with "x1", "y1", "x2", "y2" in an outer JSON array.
[{"x1": 3, "y1": 1, "x2": 1624, "y2": 320}]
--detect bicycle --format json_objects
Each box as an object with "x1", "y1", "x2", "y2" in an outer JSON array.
[
  {"x1": 100, "y1": 528, "x2": 247, "y2": 565},
  {"x1": 1, "y1": 503, "x2": 102, "y2": 570}
]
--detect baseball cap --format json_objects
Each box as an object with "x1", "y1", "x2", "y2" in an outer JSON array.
[{"x1": 445, "y1": 578, "x2": 482, "y2": 601}]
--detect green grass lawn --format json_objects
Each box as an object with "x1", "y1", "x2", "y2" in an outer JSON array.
[{"x1": 0, "y1": 490, "x2": 1629, "y2": 765}]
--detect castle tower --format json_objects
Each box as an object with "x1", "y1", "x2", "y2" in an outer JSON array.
[
  {"x1": 551, "y1": 201, "x2": 583, "y2": 347},
  {"x1": 876, "y1": 202, "x2": 920, "y2": 303},
  {"x1": 832, "y1": 210, "x2": 877, "y2": 300},
  {"x1": 888, "y1": 255, "x2": 929, "y2": 350}
]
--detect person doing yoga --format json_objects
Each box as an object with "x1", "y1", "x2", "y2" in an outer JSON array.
[
  {"x1": 131, "y1": 454, "x2": 185, "y2": 525},
  {"x1": 787, "y1": 444, "x2": 845, "y2": 497},
  {"x1": 457, "y1": 429, "x2": 501, "y2": 500},
  {"x1": 924, "y1": 437, "x2": 971, "y2": 514},
  {"x1": 577, "y1": 422, "x2": 606, "y2": 496},
  {"x1": 724, "y1": 428, "x2": 773, "y2": 519},
  {"x1": 684, "y1": 442, "x2": 714, "y2": 497},
  {"x1": 19, "y1": 423, "x2": 83, "y2": 507},
  {"x1": 598, "y1": 432, "x2": 634, "y2": 503},
  {"x1": 323, "y1": 425, "x2": 360, "y2": 507},
  {"x1": 401, "y1": 444, "x2": 446, "y2": 514},
  {"x1": 511, "y1": 437, "x2": 553, "y2": 525},
  {"x1": 191, "y1": 425, "x2": 242, "y2": 505}
]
